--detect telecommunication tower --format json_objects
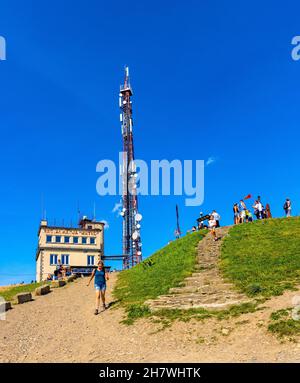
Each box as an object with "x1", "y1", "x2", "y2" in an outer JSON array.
[{"x1": 119, "y1": 67, "x2": 142, "y2": 269}]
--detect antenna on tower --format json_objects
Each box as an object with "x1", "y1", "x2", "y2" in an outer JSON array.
[
  {"x1": 93, "y1": 202, "x2": 96, "y2": 221},
  {"x1": 77, "y1": 200, "x2": 81, "y2": 225},
  {"x1": 41, "y1": 193, "x2": 46, "y2": 220},
  {"x1": 124, "y1": 66, "x2": 130, "y2": 87}
]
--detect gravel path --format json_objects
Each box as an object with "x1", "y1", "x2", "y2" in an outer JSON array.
[{"x1": 0, "y1": 273, "x2": 299, "y2": 362}]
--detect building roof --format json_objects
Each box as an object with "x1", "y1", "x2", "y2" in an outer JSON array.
[{"x1": 38, "y1": 222, "x2": 105, "y2": 236}]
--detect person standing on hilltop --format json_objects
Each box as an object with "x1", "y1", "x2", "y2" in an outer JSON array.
[
  {"x1": 87, "y1": 261, "x2": 109, "y2": 315},
  {"x1": 233, "y1": 203, "x2": 239, "y2": 224},
  {"x1": 257, "y1": 195, "x2": 262, "y2": 204},
  {"x1": 253, "y1": 200, "x2": 263, "y2": 220},
  {"x1": 283, "y1": 198, "x2": 292, "y2": 217},
  {"x1": 239, "y1": 199, "x2": 247, "y2": 223},
  {"x1": 266, "y1": 203, "x2": 272, "y2": 218}
]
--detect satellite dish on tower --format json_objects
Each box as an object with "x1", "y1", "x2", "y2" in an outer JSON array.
[
  {"x1": 132, "y1": 231, "x2": 139, "y2": 240},
  {"x1": 135, "y1": 213, "x2": 142, "y2": 222}
]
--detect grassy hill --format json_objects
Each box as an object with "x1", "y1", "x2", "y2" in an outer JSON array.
[
  {"x1": 114, "y1": 230, "x2": 207, "y2": 306},
  {"x1": 114, "y1": 217, "x2": 300, "y2": 329},
  {"x1": 115, "y1": 217, "x2": 300, "y2": 307},
  {"x1": 220, "y1": 217, "x2": 300, "y2": 297}
]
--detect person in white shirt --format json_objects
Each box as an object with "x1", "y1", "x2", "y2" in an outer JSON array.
[
  {"x1": 284, "y1": 198, "x2": 292, "y2": 217},
  {"x1": 208, "y1": 215, "x2": 218, "y2": 241},
  {"x1": 239, "y1": 200, "x2": 247, "y2": 223},
  {"x1": 252, "y1": 200, "x2": 263, "y2": 219},
  {"x1": 211, "y1": 210, "x2": 221, "y2": 227}
]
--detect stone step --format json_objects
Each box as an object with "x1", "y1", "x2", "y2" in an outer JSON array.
[
  {"x1": 169, "y1": 283, "x2": 235, "y2": 294},
  {"x1": 155, "y1": 292, "x2": 245, "y2": 302},
  {"x1": 194, "y1": 263, "x2": 216, "y2": 269},
  {"x1": 151, "y1": 295, "x2": 246, "y2": 308},
  {"x1": 150, "y1": 299, "x2": 249, "y2": 312},
  {"x1": 184, "y1": 274, "x2": 218, "y2": 284},
  {"x1": 151, "y1": 292, "x2": 247, "y2": 304},
  {"x1": 169, "y1": 284, "x2": 210, "y2": 294}
]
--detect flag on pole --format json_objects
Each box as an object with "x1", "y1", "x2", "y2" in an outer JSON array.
[{"x1": 176, "y1": 204, "x2": 181, "y2": 236}]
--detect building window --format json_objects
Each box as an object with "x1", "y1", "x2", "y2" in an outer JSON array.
[
  {"x1": 87, "y1": 225, "x2": 93, "y2": 229},
  {"x1": 64, "y1": 236, "x2": 70, "y2": 243},
  {"x1": 50, "y1": 254, "x2": 58, "y2": 265},
  {"x1": 90, "y1": 237, "x2": 95, "y2": 245},
  {"x1": 82, "y1": 237, "x2": 87, "y2": 244},
  {"x1": 73, "y1": 237, "x2": 78, "y2": 244},
  {"x1": 46, "y1": 235, "x2": 52, "y2": 243},
  {"x1": 87, "y1": 255, "x2": 95, "y2": 266},
  {"x1": 55, "y1": 236, "x2": 61, "y2": 243},
  {"x1": 61, "y1": 254, "x2": 69, "y2": 265}
]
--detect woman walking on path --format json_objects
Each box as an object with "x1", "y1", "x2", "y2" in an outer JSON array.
[
  {"x1": 208, "y1": 215, "x2": 218, "y2": 241},
  {"x1": 87, "y1": 261, "x2": 109, "y2": 315}
]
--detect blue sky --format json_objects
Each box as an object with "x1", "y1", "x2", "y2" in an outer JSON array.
[{"x1": 0, "y1": 0, "x2": 299, "y2": 285}]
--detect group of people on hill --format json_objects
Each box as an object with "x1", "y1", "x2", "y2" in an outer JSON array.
[
  {"x1": 184, "y1": 196, "x2": 294, "y2": 243},
  {"x1": 233, "y1": 196, "x2": 292, "y2": 225},
  {"x1": 233, "y1": 196, "x2": 264, "y2": 225},
  {"x1": 187, "y1": 210, "x2": 221, "y2": 232},
  {"x1": 186, "y1": 210, "x2": 222, "y2": 241}
]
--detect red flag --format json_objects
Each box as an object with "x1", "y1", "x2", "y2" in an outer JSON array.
[{"x1": 243, "y1": 194, "x2": 252, "y2": 200}]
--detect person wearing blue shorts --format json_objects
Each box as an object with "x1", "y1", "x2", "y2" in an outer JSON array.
[{"x1": 87, "y1": 261, "x2": 109, "y2": 315}]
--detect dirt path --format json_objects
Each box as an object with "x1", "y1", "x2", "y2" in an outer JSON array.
[
  {"x1": 0, "y1": 271, "x2": 299, "y2": 362},
  {"x1": 148, "y1": 227, "x2": 250, "y2": 310}
]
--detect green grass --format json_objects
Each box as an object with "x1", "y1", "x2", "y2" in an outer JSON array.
[
  {"x1": 220, "y1": 217, "x2": 300, "y2": 298},
  {"x1": 268, "y1": 308, "x2": 300, "y2": 339},
  {"x1": 114, "y1": 230, "x2": 207, "y2": 306},
  {"x1": 0, "y1": 281, "x2": 51, "y2": 302}
]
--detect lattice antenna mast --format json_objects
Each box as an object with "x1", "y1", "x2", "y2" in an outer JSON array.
[{"x1": 119, "y1": 67, "x2": 142, "y2": 269}]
